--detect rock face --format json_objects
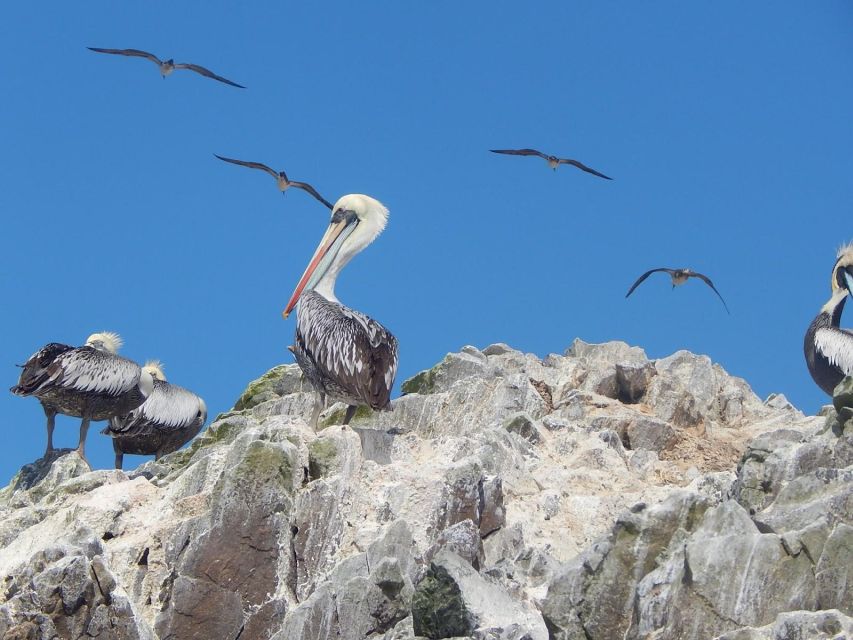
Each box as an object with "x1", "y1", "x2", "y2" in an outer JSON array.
[{"x1": 0, "y1": 340, "x2": 850, "y2": 640}]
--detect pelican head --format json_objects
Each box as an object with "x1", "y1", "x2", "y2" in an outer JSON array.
[
  {"x1": 85, "y1": 331, "x2": 123, "y2": 354},
  {"x1": 143, "y1": 360, "x2": 167, "y2": 382},
  {"x1": 832, "y1": 242, "x2": 853, "y2": 295},
  {"x1": 283, "y1": 194, "x2": 388, "y2": 318}
]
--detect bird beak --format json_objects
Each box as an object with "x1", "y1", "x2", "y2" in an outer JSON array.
[{"x1": 283, "y1": 213, "x2": 359, "y2": 319}]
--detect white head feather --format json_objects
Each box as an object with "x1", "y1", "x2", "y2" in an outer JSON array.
[
  {"x1": 143, "y1": 360, "x2": 167, "y2": 382},
  {"x1": 85, "y1": 331, "x2": 123, "y2": 354},
  {"x1": 836, "y1": 241, "x2": 853, "y2": 264}
]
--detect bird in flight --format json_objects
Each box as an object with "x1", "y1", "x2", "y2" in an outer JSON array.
[
  {"x1": 87, "y1": 47, "x2": 245, "y2": 88},
  {"x1": 214, "y1": 154, "x2": 333, "y2": 209},
  {"x1": 490, "y1": 148, "x2": 612, "y2": 180},
  {"x1": 625, "y1": 268, "x2": 729, "y2": 313}
]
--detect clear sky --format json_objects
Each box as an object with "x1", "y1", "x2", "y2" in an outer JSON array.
[{"x1": 1, "y1": 2, "x2": 852, "y2": 482}]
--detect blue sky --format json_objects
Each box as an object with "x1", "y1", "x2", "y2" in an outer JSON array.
[{"x1": 1, "y1": 2, "x2": 852, "y2": 481}]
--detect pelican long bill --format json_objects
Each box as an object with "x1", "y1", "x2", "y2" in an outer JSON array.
[{"x1": 283, "y1": 212, "x2": 358, "y2": 318}]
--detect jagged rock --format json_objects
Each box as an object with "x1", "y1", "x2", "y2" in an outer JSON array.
[
  {"x1": 714, "y1": 609, "x2": 853, "y2": 639},
  {"x1": 0, "y1": 340, "x2": 844, "y2": 640}
]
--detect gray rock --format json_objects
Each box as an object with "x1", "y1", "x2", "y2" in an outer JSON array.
[{"x1": 714, "y1": 609, "x2": 853, "y2": 639}]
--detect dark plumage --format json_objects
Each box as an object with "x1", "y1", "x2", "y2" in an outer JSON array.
[
  {"x1": 87, "y1": 47, "x2": 245, "y2": 88},
  {"x1": 213, "y1": 154, "x2": 332, "y2": 209},
  {"x1": 625, "y1": 268, "x2": 729, "y2": 313},
  {"x1": 490, "y1": 148, "x2": 612, "y2": 179},
  {"x1": 104, "y1": 363, "x2": 206, "y2": 469},
  {"x1": 11, "y1": 333, "x2": 153, "y2": 463}
]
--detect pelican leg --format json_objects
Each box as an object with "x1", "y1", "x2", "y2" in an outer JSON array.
[
  {"x1": 43, "y1": 407, "x2": 57, "y2": 456},
  {"x1": 112, "y1": 440, "x2": 124, "y2": 470},
  {"x1": 76, "y1": 418, "x2": 91, "y2": 466},
  {"x1": 310, "y1": 393, "x2": 326, "y2": 430},
  {"x1": 343, "y1": 405, "x2": 357, "y2": 425}
]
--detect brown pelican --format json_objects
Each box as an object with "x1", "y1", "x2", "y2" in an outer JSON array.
[
  {"x1": 626, "y1": 268, "x2": 730, "y2": 313},
  {"x1": 87, "y1": 47, "x2": 245, "y2": 88},
  {"x1": 213, "y1": 154, "x2": 332, "y2": 209},
  {"x1": 282, "y1": 194, "x2": 398, "y2": 429},
  {"x1": 804, "y1": 244, "x2": 853, "y2": 396},
  {"x1": 490, "y1": 148, "x2": 612, "y2": 180},
  {"x1": 103, "y1": 361, "x2": 207, "y2": 469},
  {"x1": 11, "y1": 332, "x2": 153, "y2": 463}
]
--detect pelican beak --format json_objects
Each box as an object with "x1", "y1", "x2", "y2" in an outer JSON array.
[{"x1": 283, "y1": 211, "x2": 359, "y2": 319}]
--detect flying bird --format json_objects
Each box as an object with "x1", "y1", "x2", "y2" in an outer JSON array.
[
  {"x1": 804, "y1": 244, "x2": 853, "y2": 396},
  {"x1": 214, "y1": 154, "x2": 332, "y2": 209},
  {"x1": 11, "y1": 333, "x2": 153, "y2": 464},
  {"x1": 625, "y1": 268, "x2": 730, "y2": 313},
  {"x1": 87, "y1": 47, "x2": 245, "y2": 88},
  {"x1": 104, "y1": 361, "x2": 207, "y2": 470},
  {"x1": 283, "y1": 194, "x2": 398, "y2": 429},
  {"x1": 490, "y1": 148, "x2": 612, "y2": 180}
]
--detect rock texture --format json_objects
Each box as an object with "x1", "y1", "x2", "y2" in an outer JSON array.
[{"x1": 0, "y1": 340, "x2": 850, "y2": 640}]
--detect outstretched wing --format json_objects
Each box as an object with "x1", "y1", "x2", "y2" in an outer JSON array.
[
  {"x1": 214, "y1": 154, "x2": 279, "y2": 179},
  {"x1": 110, "y1": 380, "x2": 205, "y2": 436},
  {"x1": 45, "y1": 347, "x2": 141, "y2": 396},
  {"x1": 296, "y1": 292, "x2": 398, "y2": 410},
  {"x1": 690, "y1": 272, "x2": 730, "y2": 314},
  {"x1": 557, "y1": 158, "x2": 613, "y2": 180},
  {"x1": 490, "y1": 148, "x2": 548, "y2": 159},
  {"x1": 174, "y1": 63, "x2": 245, "y2": 88},
  {"x1": 88, "y1": 47, "x2": 162, "y2": 65},
  {"x1": 290, "y1": 181, "x2": 333, "y2": 210},
  {"x1": 625, "y1": 269, "x2": 674, "y2": 298},
  {"x1": 814, "y1": 328, "x2": 853, "y2": 376}
]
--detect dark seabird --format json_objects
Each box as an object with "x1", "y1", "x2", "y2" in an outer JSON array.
[
  {"x1": 11, "y1": 332, "x2": 153, "y2": 464},
  {"x1": 283, "y1": 194, "x2": 398, "y2": 429},
  {"x1": 625, "y1": 268, "x2": 730, "y2": 313},
  {"x1": 805, "y1": 244, "x2": 853, "y2": 395},
  {"x1": 104, "y1": 361, "x2": 207, "y2": 469},
  {"x1": 213, "y1": 154, "x2": 332, "y2": 209},
  {"x1": 490, "y1": 148, "x2": 612, "y2": 180},
  {"x1": 87, "y1": 47, "x2": 245, "y2": 88}
]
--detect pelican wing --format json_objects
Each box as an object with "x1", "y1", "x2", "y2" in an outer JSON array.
[
  {"x1": 557, "y1": 158, "x2": 613, "y2": 180},
  {"x1": 87, "y1": 47, "x2": 162, "y2": 65},
  {"x1": 174, "y1": 63, "x2": 245, "y2": 88},
  {"x1": 110, "y1": 380, "x2": 205, "y2": 435},
  {"x1": 490, "y1": 148, "x2": 548, "y2": 159},
  {"x1": 214, "y1": 154, "x2": 279, "y2": 179},
  {"x1": 45, "y1": 348, "x2": 141, "y2": 397},
  {"x1": 290, "y1": 181, "x2": 333, "y2": 210},
  {"x1": 11, "y1": 343, "x2": 75, "y2": 396},
  {"x1": 814, "y1": 328, "x2": 853, "y2": 377},
  {"x1": 625, "y1": 268, "x2": 674, "y2": 298},
  {"x1": 297, "y1": 293, "x2": 398, "y2": 410},
  {"x1": 690, "y1": 272, "x2": 730, "y2": 314}
]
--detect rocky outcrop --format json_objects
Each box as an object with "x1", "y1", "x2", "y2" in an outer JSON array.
[{"x1": 0, "y1": 340, "x2": 849, "y2": 640}]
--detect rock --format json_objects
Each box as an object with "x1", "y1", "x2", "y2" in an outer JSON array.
[
  {"x1": 0, "y1": 340, "x2": 841, "y2": 640},
  {"x1": 412, "y1": 550, "x2": 548, "y2": 640},
  {"x1": 714, "y1": 609, "x2": 853, "y2": 639}
]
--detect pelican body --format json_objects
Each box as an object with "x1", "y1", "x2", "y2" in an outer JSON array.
[
  {"x1": 283, "y1": 194, "x2": 398, "y2": 428},
  {"x1": 11, "y1": 333, "x2": 153, "y2": 463},
  {"x1": 804, "y1": 245, "x2": 853, "y2": 396},
  {"x1": 104, "y1": 361, "x2": 207, "y2": 469}
]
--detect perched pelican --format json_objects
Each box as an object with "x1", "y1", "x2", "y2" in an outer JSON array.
[
  {"x1": 804, "y1": 244, "x2": 853, "y2": 396},
  {"x1": 490, "y1": 148, "x2": 612, "y2": 180},
  {"x1": 104, "y1": 361, "x2": 207, "y2": 469},
  {"x1": 11, "y1": 332, "x2": 153, "y2": 463},
  {"x1": 87, "y1": 47, "x2": 245, "y2": 88},
  {"x1": 213, "y1": 154, "x2": 332, "y2": 209},
  {"x1": 626, "y1": 268, "x2": 730, "y2": 313},
  {"x1": 283, "y1": 194, "x2": 398, "y2": 429}
]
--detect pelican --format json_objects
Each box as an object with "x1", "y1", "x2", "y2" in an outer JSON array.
[
  {"x1": 283, "y1": 194, "x2": 398, "y2": 429},
  {"x1": 626, "y1": 268, "x2": 730, "y2": 313},
  {"x1": 213, "y1": 154, "x2": 332, "y2": 209},
  {"x1": 489, "y1": 148, "x2": 612, "y2": 180},
  {"x1": 804, "y1": 244, "x2": 853, "y2": 396},
  {"x1": 11, "y1": 332, "x2": 153, "y2": 464},
  {"x1": 87, "y1": 47, "x2": 245, "y2": 88},
  {"x1": 103, "y1": 361, "x2": 207, "y2": 469}
]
